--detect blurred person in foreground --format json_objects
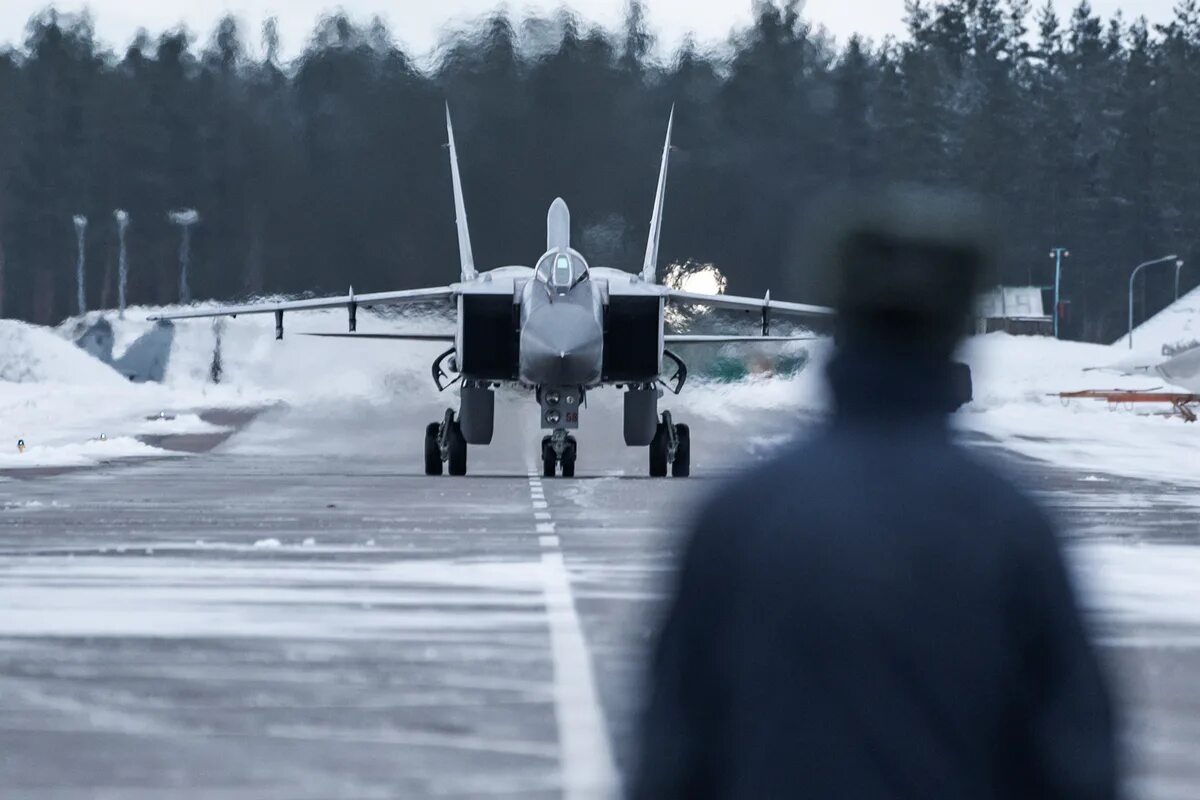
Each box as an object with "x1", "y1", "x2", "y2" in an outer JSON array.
[{"x1": 630, "y1": 187, "x2": 1118, "y2": 799}]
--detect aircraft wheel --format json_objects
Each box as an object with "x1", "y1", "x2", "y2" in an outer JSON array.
[
  {"x1": 542, "y1": 437, "x2": 558, "y2": 478},
  {"x1": 649, "y1": 423, "x2": 669, "y2": 477},
  {"x1": 672, "y1": 424, "x2": 691, "y2": 478},
  {"x1": 447, "y1": 421, "x2": 468, "y2": 476},
  {"x1": 424, "y1": 423, "x2": 443, "y2": 476},
  {"x1": 560, "y1": 437, "x2": 577, "y2": 479}
]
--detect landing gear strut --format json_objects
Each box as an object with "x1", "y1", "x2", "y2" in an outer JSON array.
[
  {"x1": 649, "y1": 411, "x2": 690, "y2": 478},
  {"x1": 542, "y1": 430, "x2": 577, "y2": 478},
  {"x1": 425, "y1": 408, "x2": 468, "y2": 476}
]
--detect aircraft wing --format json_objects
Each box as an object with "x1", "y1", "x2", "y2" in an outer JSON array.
[
  {"x1": 667, "y1": 289, "x2": 834, "y2": 318},
  {"x1": 146, "y1": 286, "x2": 456, "y2": 322},
  {"x1": 664, "y1": 334, "x2": 816, "y2": 344},
  {"x1": 304, "y1": 332, "x2": 456, "y2": 342}
]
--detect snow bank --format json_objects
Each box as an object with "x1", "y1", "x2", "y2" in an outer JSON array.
[
  {"x1": 959, "y1": 333, "x2": 1200, "y2": 485},
  {"x1": 1112, "y1": 283, "x2": 1200, "y2": 355},
  {"x1": 2, "y1": 304, "x2": 458, "y2": 471},
  {"x1": 0, "y1": 319, "x2": 126, "y2": 386},
  {"x1": 0, "y1": 436, "x2": 174, "y2": 470}
]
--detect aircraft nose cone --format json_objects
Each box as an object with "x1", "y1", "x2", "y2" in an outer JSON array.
[{"x1": 520, "y1": 303, "x2": 603, "y2": 386}]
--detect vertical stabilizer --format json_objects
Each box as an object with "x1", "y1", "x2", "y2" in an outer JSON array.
[
  {"x1": 641, "y1": 106, "x2": 674, "y2": 283},
  {"x1": 446, "y1": 105, "x2": 477, "y2": 281},
  {"x1": 547, "y1": 197, "x2": 571, "y2": 251}
]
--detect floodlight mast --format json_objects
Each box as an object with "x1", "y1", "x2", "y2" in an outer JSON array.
[
  {"x1": 1127, "y1": 254, "x2": 1181, "y2": 349},
  {"x1": 114, "y1": 210, "x2": 130, "y2": 319},
  {"x1": 73, "y1": 215, "x2": 87, "y2": 315},
  {"x1": 168, "y1": 209, "x2": 200, "y2": 304},
  {"x1": 1049, "y1": 247, "x2": 1069, "y2": 339}
]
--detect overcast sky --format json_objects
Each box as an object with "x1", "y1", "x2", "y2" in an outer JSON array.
[{"x1": 0, "y1": 1, "x2": 1181, "y2": 59}]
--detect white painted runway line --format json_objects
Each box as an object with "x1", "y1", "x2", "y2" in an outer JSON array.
[{"x1": 527, "y1": 470, "x2": 619, "y2": 799}]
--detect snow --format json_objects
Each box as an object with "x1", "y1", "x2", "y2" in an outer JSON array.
[
  {"x1": 0, "y1": 436, "x2": 174, "y2": 470},
  {"x1": 1072, "y1": 542, "x2": 1200, "y2": 645},
  {"x1": 1, "y1": 305, "x2": 452, "y2": 471},
  {"x1": 1113, "y1": 283, "x2": 1200, "y2": 355},
  {"x1": 957, "y1": 334, "x2": 1200, "y2": 486},
  {"x1": 129, "y1": 413, "x2": 230, "y2": 436},
  {"x1": 0, "y1": 557, "x2": 545, "y2": 638},
  {"x1": 0, "y1": 319, "x2": 127, "y2": 385},
  {"x1": 4, "y1": 299, "x2": 1200, "y2": 484}
]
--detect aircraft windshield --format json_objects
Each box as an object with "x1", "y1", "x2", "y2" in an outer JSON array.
[
  {"x1": 536, "y1": 250, "x2": 589, "y2": 292},
  {"x1": 554, "y1": 255, "x2": 572, "y2": 287}
]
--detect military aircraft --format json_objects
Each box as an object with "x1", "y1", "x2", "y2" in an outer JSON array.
[{"x1": 150, "y1": 107, "x2": 834, "y2": 478}]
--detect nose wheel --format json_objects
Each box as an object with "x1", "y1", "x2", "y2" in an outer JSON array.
[
  {"x1": 542, "y1": 431, "x2": 577, "y2": 478},
  {"x1": 649, "y1": 411, "x2": 690, "y2": 478},
  {"x1": 425, "y1": 409, "x2": 468, "y2": 476}
]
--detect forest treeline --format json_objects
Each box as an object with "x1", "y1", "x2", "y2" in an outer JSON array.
[{"x1": 1, "y1": 0, "x2": 1198, "y2": 342}]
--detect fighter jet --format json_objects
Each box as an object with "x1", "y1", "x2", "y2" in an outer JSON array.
[{"x1": 150, "y1": 107, "x2": 834, "y2": 477}]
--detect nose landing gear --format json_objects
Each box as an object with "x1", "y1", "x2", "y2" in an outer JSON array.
[
  {"x1": 542, "y1": 430, "x2": 577, "y2": 478},
  {"x1": 425, "y1": 409, "x2": 468, "y2": 476},
  {"x1": 649, "y1": 411, "x2": 690, "y2": 478}
]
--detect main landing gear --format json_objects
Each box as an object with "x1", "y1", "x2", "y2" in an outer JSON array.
[
  {"x1": 425, "y1": 409, "x2": 468, "y2": 476},
  {"x1": 649, "y1": 410, "x2": 690, "y2": 478},
  {"x1": 542, "y1": 430, "x2": 577, "y2": 478}
]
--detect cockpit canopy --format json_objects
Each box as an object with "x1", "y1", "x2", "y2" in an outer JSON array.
[{"x1": 535, "y1": 248, "x2": 589, "y2": 294}]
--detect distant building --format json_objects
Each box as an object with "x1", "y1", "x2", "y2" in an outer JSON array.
[{"x1": 975, "y1": 286, "x2": 1054, "y2": 336}]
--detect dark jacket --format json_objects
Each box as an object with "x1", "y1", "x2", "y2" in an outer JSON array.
[{"x1": 631, "y1": 348, "x2": 1118, "y2": 800}]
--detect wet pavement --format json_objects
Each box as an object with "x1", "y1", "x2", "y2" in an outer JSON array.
[{"x1": 0, "y1": 404, "x2": 1197, "y2": 799}]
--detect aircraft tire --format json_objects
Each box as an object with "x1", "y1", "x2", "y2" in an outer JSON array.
[
  {"x1": 560, "y1": 437, "x2": 577, "y2": 478},
  {"x1": 672, "y1": 424, "x2": 690, "y2": 478},
  {"x1": 447, "y1": 422, "x2": 468, "y2": 476},
  {"x1": 542, "y1": 439, "x2": 557, "y2": 478},
  {"x1": 649, "y1": 423, "x2": 669, "y2": 477},
  {"x1": 424, "y1": 423, "x2": 443, "y2": 476}
]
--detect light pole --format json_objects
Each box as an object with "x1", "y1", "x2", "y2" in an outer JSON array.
[
  {"x1": 1049, "y1": 247, "x2": 1069, "y2": 339},
  {"x1": 114, "y1": 210, "x2": 130, "y2": 319},
  {"x1": 73, "y1": 215, "x2": 87, "y2": 315},
  {"x1": 168, "y1": 209, "x2": 200, "y2": 304},
  {"x1": 1127, "y1": 254, "x2": 1180, "y2": 349},
  {"x1": 1174, "y1": 258, "x2": 1185, "y2": 302}
]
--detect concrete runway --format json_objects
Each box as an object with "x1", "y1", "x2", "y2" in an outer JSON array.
[{"x1": 1, "y1": 396, "x2": 1197, "y2": 799}]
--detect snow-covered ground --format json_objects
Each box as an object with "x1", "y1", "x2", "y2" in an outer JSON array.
[
  {"x1": 3, "y1": 301, "x2": 1200, "y2": 482},
  {"x1": 0, "y1": 306, "x2": 451, "y2": 471},
  {"x1": 957, "y1": 334, "x2": 1200, "y2": 486}
]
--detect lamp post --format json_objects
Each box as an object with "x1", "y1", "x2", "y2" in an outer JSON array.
[
  {"x1": 1049, "y1": 247, "x2": 1069, "y2": 339},
  {"x1": 1127, "y1": 254, "x2": 1180, "y2": 349},
  {"x1": 1174, "y1": 259, "x2": 1185, "y2": 302},
  {"x1": 73, "y1": 215, "x2": 87, "y2": 315},
  {"x1": 115, "y1": 210, "x2": 129, "y2": 319},
  {"x1": 168, "y1": 209, "x2": 200, "y2": 304}
]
